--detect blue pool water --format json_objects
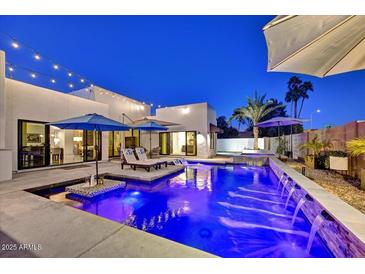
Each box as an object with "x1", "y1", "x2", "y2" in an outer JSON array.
[{"x1": 55, "y1": 164, "x2": 333, "y2": 257}]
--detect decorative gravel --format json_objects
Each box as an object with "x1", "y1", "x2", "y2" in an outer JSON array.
[{"x1": 287, "y1": 160, "x2": 365, "y2": 215}]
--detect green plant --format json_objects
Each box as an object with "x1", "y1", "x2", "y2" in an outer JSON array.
[
  {"x1": 300, "y1": 135, "x2": 323, "y2": 157},
  {"x1": 347, "y1": 138, "x2": 365, "y2": 158},
  {"x1": 230, "y1": 92, "x2": 283, "y2": 150},
  {"x1": 276, "y1": 138, "x2": 288, "y2": 155}
]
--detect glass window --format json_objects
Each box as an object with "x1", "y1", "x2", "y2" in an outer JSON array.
[
  {"x1": 170, "y1": 132, "x2": 186, "y2": 155},
  {"x1": 159, "y1": 132, "x2": 170, "y2": 155},
  {"x1": 186, "y1": 131, "x2": 197, "y2": 156},
  {"x1": 124, "y1": 129, "x2": 140, "y2": 148},
  {"x1": 109, "y1": 131, "x2": 122, "y2": 158},
  {"x1": 50, "y1": 126, "x2": 83, "y2": 165},
  {"x1": 85, "y1": 130, "x2": 101, "y2": 161},
  {"x1": 18, "y1": 121, "x2": 47, "y2": 169},
  {"x1": 210, "y1": 133, "x2": 215, "y2": 149}
]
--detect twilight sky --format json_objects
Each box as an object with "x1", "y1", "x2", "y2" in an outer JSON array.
[{"x1": 0, "y1": 15, "x2": 364, "y2": 129}]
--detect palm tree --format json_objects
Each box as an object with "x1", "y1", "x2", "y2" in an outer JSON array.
[
  {"x1": 285, "y1": 76, "x2": 314, "y2": 118},
  {"x1": 285, "y1": 76, "x2": 302, "y2": 118},
  {"x1": 298, "y1": 81, "x2": 314, "y2": 118},
  {"x1": 229, "y1": 108, "x2": 246, "y2": 131},
  {"x1": 230, "y1": 92, "x2": 284, "y2": 150}
]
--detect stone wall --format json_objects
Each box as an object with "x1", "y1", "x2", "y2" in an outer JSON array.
[{"x1": 270, "y1": 158, "x2": 365, "y2": 258}]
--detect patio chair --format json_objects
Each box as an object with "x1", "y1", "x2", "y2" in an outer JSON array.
[
  {"x1": 135, "y1": 147, "x2": 168, "y2": 168},
  {"x1": 121, "y1": 148, "x2": 159, "y2": 172}
]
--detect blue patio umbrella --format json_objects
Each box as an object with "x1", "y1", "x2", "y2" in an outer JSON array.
[
  {"x1": 134, "y1": 121, "x2": 168, "y2": 157},
  {"x1": 47, "y1": 113, "x2": 131, "y2": 183}
]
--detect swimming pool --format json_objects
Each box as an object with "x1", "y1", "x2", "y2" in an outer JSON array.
[{"x1": 43, "y1": 164, "x2": 333, "y2": 258}]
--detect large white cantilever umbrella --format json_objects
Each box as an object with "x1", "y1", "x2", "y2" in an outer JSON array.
[{"x1": 263, "y1": 16, "x2": 365, "y2": 77}]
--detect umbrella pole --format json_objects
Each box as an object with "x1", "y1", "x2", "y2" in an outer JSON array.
[
  {"x1": 149, "y1": 131, "x2": 152, "y2": 158},
  {"x1": 95, "y1": 129, "x2": 99, "y2": 185},
  {"x1": 290, "y1": 124, "x2": 293, "y2": 159}
]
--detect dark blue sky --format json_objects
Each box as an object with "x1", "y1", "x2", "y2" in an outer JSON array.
[{"x1": 0, "y1": 16, "x2": 364, "y2": 129}]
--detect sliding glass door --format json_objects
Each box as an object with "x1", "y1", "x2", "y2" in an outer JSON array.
[
  {"x1": 109, "y1": 131, "x2": 122, "y2": 158},
  {"x1": 18, "y1": 119, "x2": 102, "y2": 169},
  {"x1": 159, "y1": 131, "x2": 197, "y2": 156},
  {"x1": 50, "y1": 126, "x2": 84, "y2": 165},
  {"x1": 186, "y1": 131, "x2": 197, "y2": 156},
  {"x1": 85, "y1": 130, "x2": 101, "y2": 161},
  {"x1": 18, "y1": 120, "x2": 49, "y2": 169}
]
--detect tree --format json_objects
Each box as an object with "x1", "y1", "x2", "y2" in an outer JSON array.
[
  {"x1": 229, "y1": 92, "x2": 284, "y2": 149},
  {"x1": 285, "y1": 76, "x2": 314, "y2": 118},
  {"x1": 216, "y1": 116, "x2": 239, "y2": 138}
]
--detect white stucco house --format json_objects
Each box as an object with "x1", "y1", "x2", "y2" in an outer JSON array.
[{"x1": 0, "y1": 50, "x2": 218, "y2": 181}]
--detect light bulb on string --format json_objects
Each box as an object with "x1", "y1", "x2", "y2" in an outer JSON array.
[
  {"x1": 69, "y1": 83, "x2": 74, "y2": 88},
  {"x1": 8, "y1": 66, "x2": 14, "y2": 72},
  {"x1": 34, "y1": 53, "x2": 41, "y2": 60},
  {"x1": 30, "y1": 73, "x2": 36, "y2": 79},
  {"x1": 68, "y1": 72, "x2": 72, "y2": 77},
  {"x1": 80, "y1": 78, "x2": 85, "y2": 83},
  {"x1": 53, "y1": 64, "x2": 59, "y2": 70},
  {"x1": 11, "y1": 40, "x2": 19, "y2": 48},
  {"x1": 51, "y1": 79, "x2": 56, "y2": 84}
]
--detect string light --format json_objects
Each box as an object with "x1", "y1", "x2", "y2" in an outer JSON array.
[
  {"x1": 30, "y1": 73, "x2": 36, "y2": 78},
  {"x1": 158, "y1": 105, "x2": 161, "y2": 108},
  {"x1": 150, "y1": 103, "x2": 154, "y2": 107},
  {"x1": 34, "y1": 53, "x2": 41, "y2": 60},
  {"x1": 11, "y1": 40, "x2": 19, "y2": 48},
  {"x1": 8, "y1": 66, "x2": 14, "y2": 72},
  {"x1": 51, "y1": 79, "x2": 56, "y2": 84},
  {"x1": 68, "y1": 72, "x2": 72, "y2": 77},
  {"x1": 53, "y1": 64, "x2": 59, "y2": 70},
  {"x1": 69, "y1": 83, "x2": 74, "y2": 88},
  {"x1": 80, "y1": 78, "x2": 85, "y2": 83}
]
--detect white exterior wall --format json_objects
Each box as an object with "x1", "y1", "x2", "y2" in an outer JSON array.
[
  {"x1": 155, "y1": 102, "x2": 217, "y2": 158},
  {"x1": 217, "y1": 138, "x2": 265, "y2": 152},
  {"x1": 5, "y1": 79, "x2": 110, "y2": 170}
]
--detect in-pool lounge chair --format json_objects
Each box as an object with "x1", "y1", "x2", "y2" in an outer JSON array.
[
  {"x1": 134, "y1": 147, "x2": 168, "y2": 168},
  {"x1": 121, "y1": 148, "x2": 159, "y2": 172}
]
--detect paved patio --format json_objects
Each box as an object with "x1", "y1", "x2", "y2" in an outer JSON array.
[{"x1": 0, "y1": 161, "x2": 215, "y2": 258}]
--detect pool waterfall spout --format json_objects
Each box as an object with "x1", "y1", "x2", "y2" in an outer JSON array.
[
  {"x1": 285, "y1": 185, "x2": 296, "y2": 209},
  {"x1": 306, "y1": 210, "x2": 335, "y2": 254},
  {"x1": 277, "y1": 174, "x2": 287, "y2": 190},
  {"x1": 280, "y1": 178, "x2": 290, "y2": 197}
]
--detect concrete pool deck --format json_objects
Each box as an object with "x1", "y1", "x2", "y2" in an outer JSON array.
[{"x1": 0, "y1": 161, "x2": 215, "y2": 258}]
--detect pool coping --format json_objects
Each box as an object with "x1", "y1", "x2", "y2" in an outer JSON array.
[{"x1": 269, "y1": 157, "x2": 365, "y2": 246}]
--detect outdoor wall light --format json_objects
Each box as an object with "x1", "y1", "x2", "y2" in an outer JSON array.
[
  {"x1": 181, "y1": 107, "x2": 190, "y2": 114},
  {"x1": 197, "y1": 133, "x2": 205, "y2": 145}
]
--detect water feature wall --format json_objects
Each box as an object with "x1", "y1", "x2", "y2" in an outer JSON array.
[{"x1": 269, "y1": 158, "x2": 365, "y2": 258}]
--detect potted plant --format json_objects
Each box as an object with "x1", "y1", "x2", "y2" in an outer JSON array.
[
  {"x1": 300, "y1": 135, "x2": 332, "y2": 169},
  {"x1": 276, "y1": 137, "x2": 288, "y2": 161},
  {"x1": 347, "y1": 138, "x2": 365, "y2": 190}
]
